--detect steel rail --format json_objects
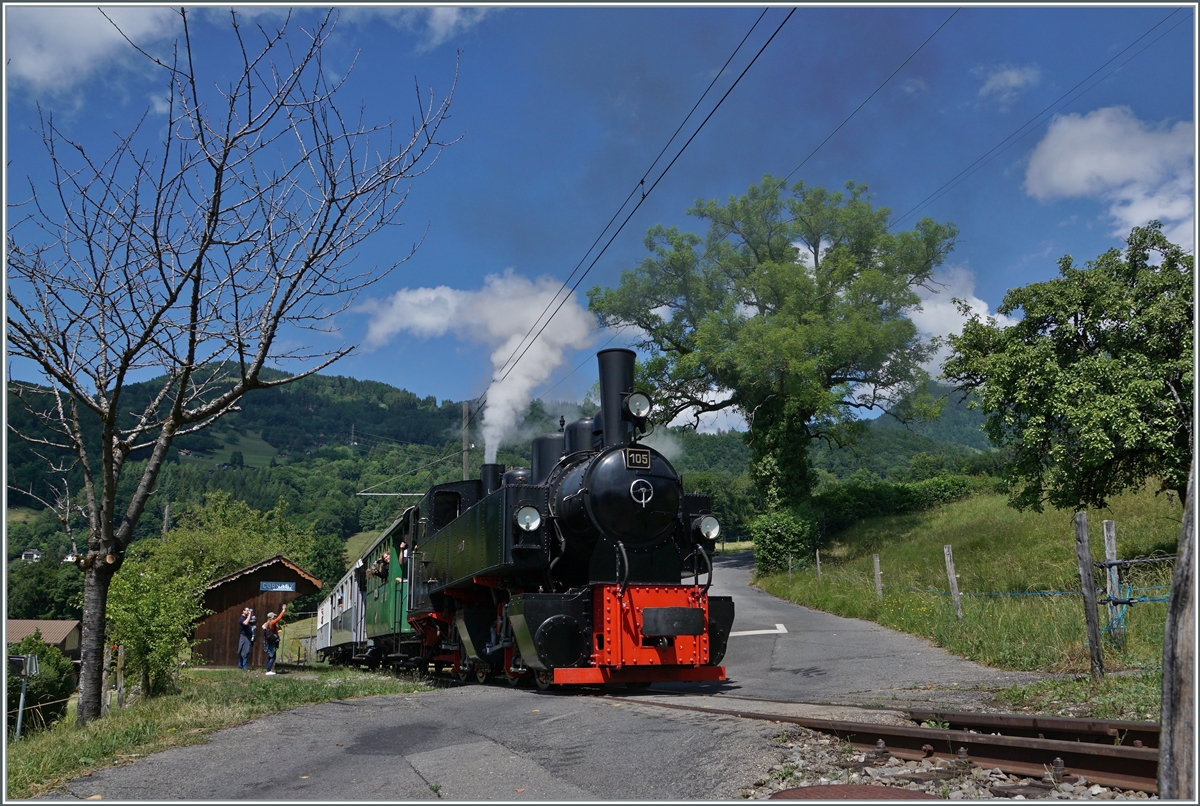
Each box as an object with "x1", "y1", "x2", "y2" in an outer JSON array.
[
  {"x1": 606, "y1": 697, "x2": 1159, "y2": 793},
  {"x1": 904, "y1": 708, "x2": 1159, "y2": 749}
]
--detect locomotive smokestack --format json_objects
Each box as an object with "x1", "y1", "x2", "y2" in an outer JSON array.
[
  {"x1": 597, "y1": 348, "x2": 635, "y2": 448},
  {"x1": 480, "y1": 463, "x2": 503, "y2": 495}
]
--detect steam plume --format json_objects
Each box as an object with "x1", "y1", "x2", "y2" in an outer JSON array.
[{"x1": 361, "y1": 270, "x2": 595, "y2": 461}]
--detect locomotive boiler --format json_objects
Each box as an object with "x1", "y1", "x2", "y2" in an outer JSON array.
[{"x1": 317, "y1": 348, "x2": 734, "y2": 689}]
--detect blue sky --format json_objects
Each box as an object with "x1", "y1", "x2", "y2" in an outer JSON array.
[{"x1": 5, "y1": 4, "x2": 1196, "y2": 441}]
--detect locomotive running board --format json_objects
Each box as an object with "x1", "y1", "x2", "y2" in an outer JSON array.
[{"x1": 552, "y1": 666, "x2": 726, "y2": 685}]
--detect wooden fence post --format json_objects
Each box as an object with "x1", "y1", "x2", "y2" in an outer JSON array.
[
  {"x1": 873, "y1": 554, "x2": 883, "y2": 601},
  {"x1": 1103, "y1": 520, "x2": 1123, "y2": 643},
  {"x1": 944, "y1": 545, "x2": 964, "y2": 621},
  {"x1": 1074, "y1": 512, "x2": 1105, "y2": 680},
  {"x1": 816, "y1": 548, "x2": 822, "y2": 581},
  {"x1": 116, "y1": 644, "x2": 126, "y2": 707},
  {"x1": 100, "y1": 644, "x2": 112, "y2": 715}
]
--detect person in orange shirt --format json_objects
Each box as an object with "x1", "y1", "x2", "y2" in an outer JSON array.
[{"x1": 262, "y1": 604, "x2": 286, "y2": 675}]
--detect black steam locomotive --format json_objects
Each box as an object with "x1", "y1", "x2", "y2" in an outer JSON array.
[{"x1": 316, "y1": 348, "x2": 734, "y2": 689}]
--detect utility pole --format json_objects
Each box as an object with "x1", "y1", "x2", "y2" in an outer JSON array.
[{"x1": 462, "y1": 401, "x2": 470, "y2": 481}]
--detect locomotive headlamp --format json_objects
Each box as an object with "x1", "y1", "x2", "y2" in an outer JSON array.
[
  {"x1": 694, "y1": 515, "x2": 720, "y2": 541},
  {"x1": 625, "y1": 392, "x2": 652, "y2": 420},
  {"x1": 515, "y1": 506, "x2": 542, "y2": 532}
]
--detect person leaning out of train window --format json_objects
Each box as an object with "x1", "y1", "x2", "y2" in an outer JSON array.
[
  {"x1": 374, "y1": 551, "x2": 390, "y2": 578},
  {"x1": 262, "y1": 604, "x2": 286, "y2": 675},
  {"x1": 237, "y1": 607, "x2": 254, "y2": 670}
]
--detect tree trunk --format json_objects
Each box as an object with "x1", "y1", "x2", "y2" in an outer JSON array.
[
  {"x1": 1159, "y1": 465, "x2": 1194, "y2": 799},
  {"x1": 76, "y1": 562, "x2": 114, "y2": 724}
]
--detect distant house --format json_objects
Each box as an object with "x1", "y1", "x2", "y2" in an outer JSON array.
[
  {"x1": 192, "y1": 555, "x2": 321, "y2": 668},
  {"x1": 7, "y1": 619, "x2": 82, "y2": 660},
  {"x1": 20, "y1": 548, "x2": 42, "y2": 563}
]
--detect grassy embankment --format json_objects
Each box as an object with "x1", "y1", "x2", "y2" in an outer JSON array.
[
  {"x1": 756, "y1": 484, "x2": 1179, "y2": 721},
  {"x1": 5, "y1": 667, "x2": 428, "y2": 800}
]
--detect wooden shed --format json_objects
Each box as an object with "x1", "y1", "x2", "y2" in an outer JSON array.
[
  {"x1": 6, "y1": 619, "x2": 82, "y2": 659},
  {"x1": 192, "y1": 555, "x2": 321, "y2": 668}
]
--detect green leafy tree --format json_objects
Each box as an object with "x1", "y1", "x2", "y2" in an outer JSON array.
[
  {"x1": 943, "y1": 222, "x2": 1192, "y2": 511},
  {"x1": 589, "y1": 176, "x2": 956, "y2": 507},
  {"x1": 5, "y1": 560, "x2": 82, "y2": 620},
  {"x1": 108, "y1": 492, "x2": 321, "y2": 696},
  {"x1": 6, "y1": 631, "x2": 76, "y2": 735}
]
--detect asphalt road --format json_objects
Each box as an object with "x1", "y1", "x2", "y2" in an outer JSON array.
[
  {"x1": 38, "y1": 551, "x2": 1048, "y2": 800},
  {"x1": 41, "y1": 685, "x2": 787, "y2": 801},
  {"x1": 664, "y1": 551, "x2": 1046, "y2": 708}
]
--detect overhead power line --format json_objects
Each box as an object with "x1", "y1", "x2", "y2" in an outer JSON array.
[
  {"x1": 888, "y1": 8, "x2": 1187, "y2": 231},
  {"x1": 486, "y1": 9, "x2": 772, "y2": 395},
  {"x1": 493, "y1": 8, "x2": 797, "y2": 391},
  {"x1": 782, "y1": 7, "x2": 960, "y2": 184},
  {"x1": 523, "y1": 7, "x2": 963, "y2": 411},
  {"x1": 459, "y1": 8, "x2": 795, "y2": 440}
]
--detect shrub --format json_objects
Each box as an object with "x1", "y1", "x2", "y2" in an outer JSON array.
[
  {"x1": 811, "y1": 474, "x2": 986, "y2": 533},
  {"x1": 752, "y1": 508, "x2": 818, "y2": 577},
  {"x1": 6, "y1": 631, "x2": 76, "y2": 736}
]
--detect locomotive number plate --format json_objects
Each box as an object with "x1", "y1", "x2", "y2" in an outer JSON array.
[{"x1": 624, "y1": 448, "x2": 651, "y2": 470}]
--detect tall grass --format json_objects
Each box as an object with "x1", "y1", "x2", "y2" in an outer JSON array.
[
  {"x1": 6, "y1": 667, "x2": 428, "y2": 800},
  {"x1": 758, "y1": 485, "x2": 1179, "y2": 674}
]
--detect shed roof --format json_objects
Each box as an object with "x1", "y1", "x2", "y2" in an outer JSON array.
[
  {"x1": 206, "y1": 554, "x2": 322, "y2": 590},
  {"x1": 7, "y1": 619, "x2": 81, "y2": 646}
]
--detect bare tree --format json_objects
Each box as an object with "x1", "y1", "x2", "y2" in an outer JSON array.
[{"x1": 6, "y1": 8, "x2": 458, "y2": 723}]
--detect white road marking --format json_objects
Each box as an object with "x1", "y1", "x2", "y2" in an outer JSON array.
[{"x1": 728, "y1": 623, "x2": 788, "y2": 637}]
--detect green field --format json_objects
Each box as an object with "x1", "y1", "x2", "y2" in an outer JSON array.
[
  {"x1": 175, "y1": 429, "x2": 280, "y2": 469},
  {"x1": 756, "y1": 484, "x2": 1179, "y2": 709},
  {"x1": 345, "y1": 529, "x2": 382, "y2": 561},
  {"x1": 5, "y1": 506, "x2": 41, "y2": 525}
]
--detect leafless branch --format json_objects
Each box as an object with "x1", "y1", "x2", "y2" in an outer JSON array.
[{"x1": 6, "y1": 7, "x2": 459, "y2": 723}]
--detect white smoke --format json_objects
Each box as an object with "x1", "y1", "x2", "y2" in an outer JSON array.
[
  {"x1": 360, "y1": 270, "x2": 596, "y2": 461},
  {"x1": 641, "y1": 428, "x2": 683, "y2": 462}
]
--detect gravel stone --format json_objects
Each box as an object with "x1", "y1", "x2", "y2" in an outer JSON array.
[{"x1": 740, "y1": 723, "x2": 1158, "y2": 800}]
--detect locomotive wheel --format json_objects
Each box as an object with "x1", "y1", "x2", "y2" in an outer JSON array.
[
  {"x1": 454, "y1": 653, "x2": 471, "y2": 683},
  {"x1": 505, "y1": 669, "x2": 525, "y2": 687},
  {"x1": 474, "y1": 665, "x2": 490, "y2": 684},
  {"x1": 534, "y1": 669, "x2": 555, "y2": 691}
]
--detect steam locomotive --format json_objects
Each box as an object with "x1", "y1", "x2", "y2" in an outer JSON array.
[{"x1": 314, "y1": 348, "x2": 734, "y2": 689}]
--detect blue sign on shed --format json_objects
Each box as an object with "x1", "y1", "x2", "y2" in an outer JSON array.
[{"x1": 260, "y1": 581, "x2": 296, "y2": 592}]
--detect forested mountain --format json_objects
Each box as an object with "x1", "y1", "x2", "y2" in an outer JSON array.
[{"x1": 871, "y1": 382, "x2": 991, "y2": 451}]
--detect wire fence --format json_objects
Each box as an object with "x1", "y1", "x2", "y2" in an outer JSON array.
[
  {"x1": 782, "y1": 529, "x2": 1175, "y2": 656},
  {"x1": 790, "y1": 564, "x2": 1171, "y2": 602}
]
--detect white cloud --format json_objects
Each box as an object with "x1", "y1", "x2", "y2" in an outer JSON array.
[
  {"x1": 339, "y1": 6, "x2": 495, "y2": 53},
  {"x1": 1025, "y1": 107, "x2": 1195, "y2": 250},
  {"x1": 901, "y1": 78, "x2": 930, "y2": 96},
  {"x1": 5, "y1": 6, "x2": 179, "y2": 94},
  {"x1": 909, "y1": 266, "x2": 1018, "y2": 376},
  {"x1": 976, "y1": 63, "x2": 1041, "y2": 108},
  {"x1": 359, "y1": 270, "x2": 595, "y2": 461}
]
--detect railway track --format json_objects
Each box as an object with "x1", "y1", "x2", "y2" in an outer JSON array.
[{"x1": 604, "y1": 695, "x2": 1160, "y2": 794}]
